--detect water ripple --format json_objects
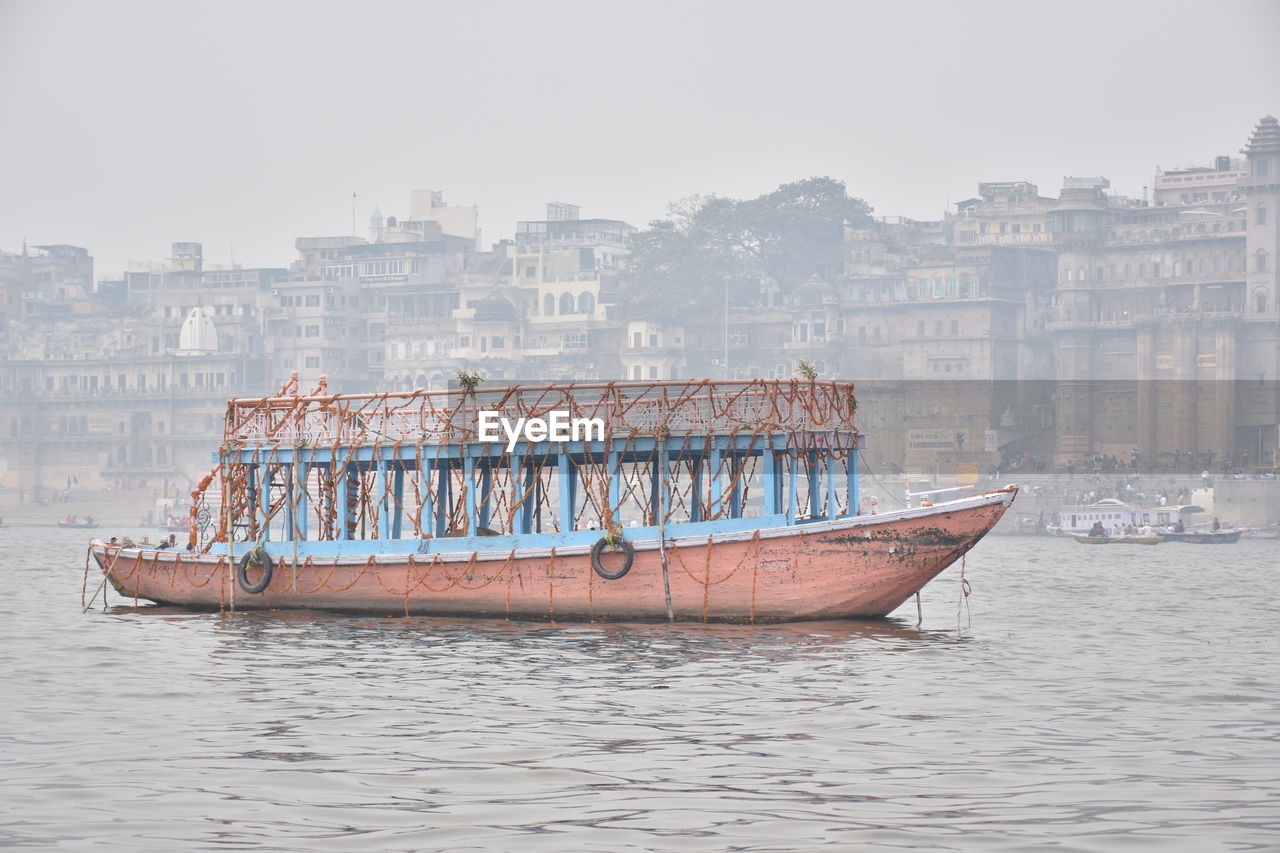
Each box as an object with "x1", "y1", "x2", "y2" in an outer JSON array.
[{"x1": 2, "y1": 528, "x2": 1279, "y2": 849}]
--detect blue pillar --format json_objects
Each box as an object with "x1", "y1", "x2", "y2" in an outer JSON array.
[
  {"x1": 435, "y1": 461, "x2": 451, "y2": 537},
  {"x1": 477, "y1": 460, "x2": 492, "y2": 530},
  {"x1": 464, "y1": 456, "x2": 478, "y2": 534},
  {"x1": 690, "y1": 457, "x2": 703, "y2": 523},
  {"x1": 336, "y1": 463, "x2": 351, "y2": 540},
  {"x1": 649, "y1": 448, "x2": 662, "y2": 525},
  {"x1": 847, "y1": 450, "x2": 860, "y2": 515},
  {"x1": 826, "y1": 454, "x2": 838, "y2": 520},
  {"x1": 807, "y1": 452, "x2": 822, "y2": 519},
  {"x1": 511, "y1": 452, "x2": 529, "y2": 535},
  {"x1": 245, "y1": 464, "x2": 258, "y2": 539},
  {"x1": 258, "y1": 461, "x2": 271, "y2": 538},
  {"x1": 558, "y1": 453, "x2": 576, "y2": 532},
  {"x1": 607, "y1": 450, "x2": 621, "y2": 529},
  {"x1": 391, "y1": 462, "x2": 404, "y2": 539},
  {"x1": 729, "y1": 453, "x2": 742, "y2": 518},
  {"x1": 417, "y1": 457, "x2": 432, "y2": 537},
  {"x1": 709, "y1": 444, "x2": 723, "y2": 519},
  {"x1": 377, "y1": 457, "x2": 390, "y2": 540},
  {"x1": 295, "y1": 460, "x2": 309, "y2": 540},
  {"x1": 786, "y1": 455, "x2": 798, "y2": 525},
  {"x1": 658, "y1": 443, "x2": 670, "y2": 526},
  {"x1": 762, "y1": 447, "x2": 778, "y2": 516}
]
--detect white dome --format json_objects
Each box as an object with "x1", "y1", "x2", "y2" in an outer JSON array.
[{"x1": 177, "y1": 307, "x2": 218, "y2": 355}]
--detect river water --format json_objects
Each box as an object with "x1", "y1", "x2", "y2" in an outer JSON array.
[{"x1": 2, "y1": 526, "x2": 1278, "y2": 851}]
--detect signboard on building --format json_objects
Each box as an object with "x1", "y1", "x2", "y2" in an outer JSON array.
[
  {"x1": 1060, "y1": 434, "x2": 1090, "y2": 454},
  {"x1": 907, "y1": 429, "x2": 959, "y2": 451},
  {"x1": 87, "y1": 416, "x2": 114, "y2": 435},
  {"x1": 1156, "y1": 354, "x2": 1175, "y2": 369},
  {"x1": 1197, "y1": 353, "x2": 1217, "y2": 368}
]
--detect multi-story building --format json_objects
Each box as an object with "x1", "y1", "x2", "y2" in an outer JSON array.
[
  {"x1": 951, "y1": 181, "x2": 1055, "y2": 247},
  {"x1": 1049, "y1": 116, "x2": 1280, "y2": 465}
]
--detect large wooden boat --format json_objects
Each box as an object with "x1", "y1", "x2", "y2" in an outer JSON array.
[{"x1": 88, "y1": 377, "x2": 1016, "y2": 622}]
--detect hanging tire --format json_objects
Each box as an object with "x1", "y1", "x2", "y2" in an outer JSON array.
[
  {"x1": 237, "y1": 549, "x2": 273, "y2": 594},
  {"x1": 591, "y1": 536, "x2": 634, "y2": 580}
]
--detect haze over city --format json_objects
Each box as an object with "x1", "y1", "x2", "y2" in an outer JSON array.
[{"x1": 3, "y1": 0, "x2": 1278, "y2": 275}]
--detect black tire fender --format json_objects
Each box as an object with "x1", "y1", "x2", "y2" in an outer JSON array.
[
  {"x1": 237, "y1": 549, "x2": 274, "y2": 595},
  {"x1": 590, "y1": 536, "x2": 634, "y2": 581}
]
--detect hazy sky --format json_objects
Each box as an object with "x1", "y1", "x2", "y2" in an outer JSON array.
[{"x1": 2, "y1": 0, "x2": 1278, "y2": 278}]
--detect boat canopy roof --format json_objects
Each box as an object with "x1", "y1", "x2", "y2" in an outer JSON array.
[{"x1": 223, "y1": 378, "x2": 860, "y2": 452}]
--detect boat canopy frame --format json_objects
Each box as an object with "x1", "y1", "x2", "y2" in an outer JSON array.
[{"x1": 187, "y1": 377, "x2": 862, "y2": 555}]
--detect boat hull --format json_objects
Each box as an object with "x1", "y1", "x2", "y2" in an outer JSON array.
[
  {"x1": 1072, "y1": 535, "x2": 1163, "y2": 545},
  {"x1": 90, "y1": 489, "x2": 1014, "y2": 622},
  {"x1": 1162, "y1": 530, "x2": 1241, "y2": 544}
]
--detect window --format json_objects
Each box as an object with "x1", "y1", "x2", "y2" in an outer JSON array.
[
  {"x1": 305, "y1": 295, "x2": 320, "y2": 307},
  {"x1": 950, "y1": 319, "x2": 959, "y2": 335},
  {"x1": 917, "y1": 280, "x2": 928, "y2": 298},
  {"x1": 648, "y1": 333, "x2": 657, "y2": 347},
  {"x1": 305, "y1": 325, "x2": 320, "y2": 337},
  {"x1": 492, "y1": 336, "x2": 505, "y2": 349},
  {"x1": 1257, "y1": 293, "x2": 1268, "y2": 313},
  {"x1": 1258, "y1": 205, "x2": 1269, "y2": 226},
  {"x1": 1256, "y1": 158, "x2": 1270, "y2": 177},
  {"x1": 525, "y1": 265, "x2": 537, "y2": 279},
  {"x1": 544, "y1": 294, "x2": 555, "y2": 316},
  {"x1": 360, "y1": 259, "x2": 406, "y2": 277},
  {"x1": 305, "y1": 356, "x2": 320, "y2": 369},
  {"x1": 1258, "y1": 252, "x2": 1269, "y2": 273},
  {"x1": 948, "y1": 278, "x2": 958, "y2": 297},
  {"x1": 933, "y1": 278, "x2": 943, "y2": 298},
  {"x1": 649, "y1": 366, "x2": 658, "y2": 379},
  {"x1": 578, "y1": 292, "x2": 595, "y2": 313},
  {"x1": 559, "y1": 293, "x2": 574, "y2": 314},
  {"x1": 969, "y1": 277, "x2": 979, "y2": 296}
]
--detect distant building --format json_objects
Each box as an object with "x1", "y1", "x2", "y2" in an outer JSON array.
[{"x1": 1049, "y1": 115, "x2": 1280, "y2": 465}]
